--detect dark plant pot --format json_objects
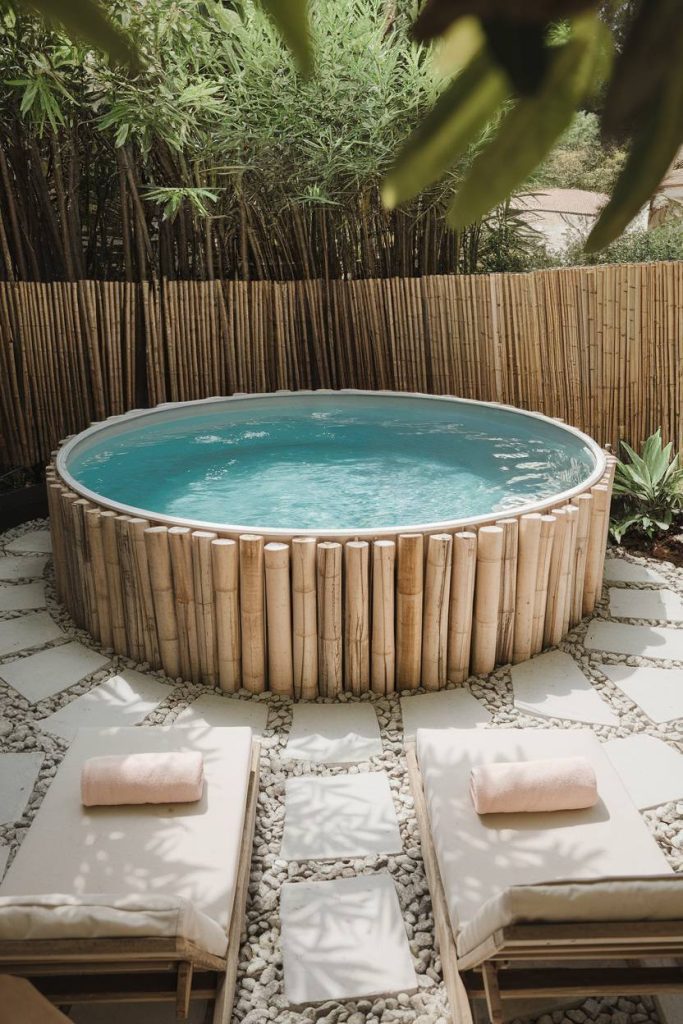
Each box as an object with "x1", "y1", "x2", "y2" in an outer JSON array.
[{"x1": 0, "y1": 483, "x2": 48, "y2": 532}]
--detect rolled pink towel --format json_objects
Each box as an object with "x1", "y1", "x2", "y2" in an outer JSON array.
[
  {"x1": 81, "y1": 751, "x2": 204, "y2": 807},
  {"x1": 469, "y1": 756, "x2": 598, "y2": 814}
]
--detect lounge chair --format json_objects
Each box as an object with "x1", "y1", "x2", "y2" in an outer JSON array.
[
  {"x1": 0, "y1": 724, "x2": 260, "y2": 1022},
  {"x1": 406, "y1": 728, "x2": 683, "y2": 1024}
]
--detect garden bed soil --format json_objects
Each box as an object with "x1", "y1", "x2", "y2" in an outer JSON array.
[{"x1": 618, "y1": 530, "x2": 683, "y2": 569}]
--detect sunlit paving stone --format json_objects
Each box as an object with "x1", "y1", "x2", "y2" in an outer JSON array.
[
  {"x1": 0, "y1": 641, "x2": 110, "y2": 704},
  {"x1": 0, "y1": 612, "x2": 63, "y2": 658},
  {"x1": 600, "y1": 663, "x2": 683, "y2": 723},
  {"x1": 284, "y1": 702, "x2": 382, "y2": 763},
  {"x1": 585, "y1": 621, "x2": 683, "y2": 660},
  {"x1": 281, "y1": 874, "x2": 417, "y2": 1004},
  {"x1": 0, "y1": 752, "x2": 43, "y2": 822},
  {"x1": 603, "y1": 734, "x2": 683, "y2": 809},
  {"x1": 603, "y1": 558, "x2": 666, "y2": 585},
  {"x1": 5, "y1": 530, "x2": 52, "y2": 554},
  {"x1": 173, "y1": 692, "x2": 268, "y2": 733},
  {"x1": 280, "y1": 772, "x2": 402, "y2": 861},
  {"x1": 37, "y1": 669, "x2": 170, "y2": 741},
  {"x1": 511, "y1": 649, "x2": 618, "y2": 725},
  {"x1": 0, "y1": 555, "x2": 48, "y2": 582},
  {"x1": 609, "y1": 587, "x2": 683, "y2": 622},
  {"x1": 400, "y1": 688, "x2": 491, "y2": 742},
  {"x1": 0, "y1": 581, "x2": 46, "y2": 613}
]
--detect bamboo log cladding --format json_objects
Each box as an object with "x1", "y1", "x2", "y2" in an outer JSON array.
[
  {"x1": 84, "y1": 507, "x2": 111, "y2": 649},
  {"x1": 421, "y1": 533, "x2": 452, "y2": 691},
  {"x1": 264, "y1": 542, "x2": 294, "y2": 696},
  {"x1": 544, "y1": 508, "x2": 570, "y2": 647},
  {"x1": 344, "y1": 541, "x2": 370, "y2": 696},
  {"x1": 144, "y1": 526, "x2": 180, "y2": 680},
  {"x1": 291, "y1": 537, "x2": 318, "y2": 699},
  {"x1": 192, "y1": 531, "x2": 218, "y2": 687},
  {"x1": 532, "y1": 515, "x2": 557, "y2": 655},
  {"x1": 317, "y1": 541, "x2": 343, "y2": 698},
  {"x1": 168, "y1": 526, "x2": 201, "y2": 684},
  {"x1": 447, "y1": 531, "x2": 477, "y2": 684},
  {"x1": 212, "y1": 539, "x2": 241, "y2": 692},
  {"x1": 472, "y1": 526, "x2": 504, "y2": 676},
  {"x1": 583, "y1": 484, "x2": 610, "y2": 616},
  {"x1": 495, "y1": 518, "x2": 518, "y2": 666},
  {"x1": 397, "y1": 534, "x2": 424, "y2": 689},
  {"x1": 371, "y1": 540, "x2": 395, "y2": 695},
  {"x1": 570, "y1": 493, "x2": 593, "y2": 627},
  {"x1": 130, "y1": 517, "x2": 160, "y2": 668},
  {"x1": 100, "y1": 510, "x2": 127, "y2": 655},
  {"x1": 239, "y1": 535, "x2": 266, "y2": 694},
  {"x1": 512, "y1": 514, "x2": 542, "y2": 665}
]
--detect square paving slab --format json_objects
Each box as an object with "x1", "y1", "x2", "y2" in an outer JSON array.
[
  {"x1": 38, "y1": 670, "x2": 170, "y2": 741},
  {"x1": 0, "y1": 751, "x2": 43, "y2": 822},
  {"x1": 6, "y1": 529, "x2": 52, "y2": 554},
  {"x1": 280, "y1": 772, "x2": 402, "y2": 861},
  {"x1": 0, "y1": 555, "x2": 48, "y2": 582},
  {"x1": 603, "y1": 559, "x2": 665, "y2": 585},
  {"x1": 0, "y1": 612, "x2": 63, "y2": 658},
  {"x1": 0, "y1": 581, "x2": 46, "y2": 612},
  {"x1": 602, "y1": 734, "x2": 683, "y2": 809},
  {"x1": 173, "y1": 692, "x2": 268, "y2": 733},
  {"x1": 284, "y1": 703, "x2": 382, "y2": 763},
  {"x1": 281, "y1": 873, "x2": 417, "y2": 1004},
  {"x1": 0, "y1": 641, "x2": 110, "y2": 704},
  {"x1": 585, "y1": 621, "x2": 683, "y2": 661},
  {"x1": 600, "y1": 663, "x2": 683, "y2": 723},
  {"x1": 400, "y1": 688, "x2": 491, "y2": 741},
  {"x1": 609, "y1": 587, "x2": 683, "y2": 622},
  {"x1": 511, "y1": 649, "x2": 618, "y2": 725}
]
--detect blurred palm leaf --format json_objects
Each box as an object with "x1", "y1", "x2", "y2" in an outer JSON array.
[
  {"x1": 21, "y1": 0, "x2": 138, "y2": 66},
  {"x1": 257, "y1": 0, "x2": 311, "y2": 76},
  {"x1": 412, "y1": 0, "x2": 597, "y2": 40}
]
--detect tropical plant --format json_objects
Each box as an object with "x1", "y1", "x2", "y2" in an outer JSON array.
[
  {"x1": 565, "y1": 220, "x2": 683, "y2": 267},
  {"x1": 610, "y1": 429, "x2": 683, "y2": 543}
]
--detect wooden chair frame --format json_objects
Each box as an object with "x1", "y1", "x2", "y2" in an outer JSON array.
[
  {"x1": 406, "y1": 741, "x2": 683, "y2": 1024},
  {"x1": 0, "y1": 739, "x2": 261, "y2": 1023}
]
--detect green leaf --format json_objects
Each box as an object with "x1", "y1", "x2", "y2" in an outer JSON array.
[
  {"x1": 256, "y1": 0, "x2": 312, "y2": 77},
  {"x1": 586, "y1": 56, "x2": 683, "y2": 251},
  {"x1": 23, "y1": 0, "x2": 139, "y2": 68},
  {"x1": 446, "y1": 15, "x2": 610, "y2": 229},
  {"x1": 382, "y1": 50, "x2": 510, "y2": 209}
]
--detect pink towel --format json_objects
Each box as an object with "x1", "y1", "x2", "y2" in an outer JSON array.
[
  {"x1": 81, "y1": 751, "x2": 204, "y2": 807},
  {"x1": 469, "y1": 756, "x2": 598, "y2": 814}
]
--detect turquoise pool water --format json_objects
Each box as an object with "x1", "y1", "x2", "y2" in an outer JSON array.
[{"x1": 64, "y1": 394, "x2": 598, "y2": 531}]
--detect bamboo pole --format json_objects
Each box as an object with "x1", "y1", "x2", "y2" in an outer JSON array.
[
  {"x1": 192, "y1": 530, "x2": 218, "y2": 687},
  {"x1": 100, "y1": 510, "x2": 127, "y2": 655},
  {"x1": 317, "y1": 541, "x2": 343, "y2": 698},
  {"x1": 471, "y1": 525, "x2": 503, "y2": 675},
  {"x1": 144, "y1": 526, "x2": 180, "y2": 680},
  {"x1": 85, "y1": 507, "x2": 111, "y2": 649},
  {"x1": 371, "y1": 539, "x2": 395, "y2": 695},
  {"x1": 447, "y1": 531, "x2": 477, "y2": 684},
  {"x1": 130, "y1": 517, "x2": 161, "y2": 668},
  {"x1": 212, "y1": 538, "x2": 241, "y2": 693},
  {"x1": 396, "y1": 533, "x2": 424, "y2": 689},
  {"x1": 561, "y1": 504, "x2": 580, "y2": 636},
  {"x1": 116, "y1": 515, "x2": 143, "y2": 663},
  {"x1": 292, "y1": 536, "x2": 318, "y2": 701},
  {"x1": 71, "y1": 498, "x2": 96, "y2": 635},
  {"x1": 570, "y1": 492, "x2": 593, "y2": 626},
  {"x1": 168, "y1": 526, "x2": 201, "y2": 683},
  {"x1": 421, "y1": 533, "x2": 452, "y2": 691},
  {"x1": 583, "y1": 483, "x2": 610, "y2": 615},
  {"x1": 264, "y1": 541, "x2": 294, "y2": 696},
  {"x1": 344, "y1": 541, "x2": 370, "y2": 695},
  {"x1": 544, "y1": 508, "x2": 570, "y2": 647},
  {"x1": 512, "y1": 513, "x2": 542, "y2": 665},
  {"x1": 495, "y1": 517, "x2": 518, "y2": 665},
  {"x1": 532, "y1": 514, "x2": 557, "y2": 654},
  {"x1": 239, "y1": 534, "x2": 266, "y2": 694}
]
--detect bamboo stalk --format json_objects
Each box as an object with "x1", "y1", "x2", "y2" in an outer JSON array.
[
  {"x1": 239, "y1": 534, "x2": 266, "y2": 694},
  {"x1": 371, "y1": 539, "x2": 395, "y2": 695},
  {"x1": 85, "y1": 507, "x2": 111, "y2": 649},
  {"x1": 344, "y1": 541, "x2": 370, "y2": 695},
  {"x1": 471, "y1": 525, "x2": 503, "y2": 675},
  {"x1": 143, "y1": 525, "x2": 180, "y2": 680},
  {"x1": 212, "y1": 538, "x2": 241, "y2": 693},
  {"x1": 265, "y1": 541, "x2": 294, "y2": 696},
  {"x1": 532, "y1": 514, "x2": 557, "y2": 654},
  {"x1": 291, "y1": 536, "x2": 318, "y2": 701},
  {"x1": 512, "y1": 513, "x2": 542, "y2": 665},
  {"x1": 495, "y1": 517, "x2": 518, "y2": 665},
  {"x1": 421, "y1": 533, "x2": 452, "y2": 691},
  {"x1": 396, "y1": 533, "x2": 424, "y2": 689},
  {"x1": 317, "y1": 541, "x2": 343, "y2": 698},
  {"x1": 168, "y1": 526, "x2": 201, "y2": 683},
  {"x1": 583, "y1": 484, "x2": 610, "y2": 615},
  {"x1": 101, "y1": 510, "x2": 127, "y2": 655},
  {"x1": 570, "y1": 493, "x2": 593, "y2": 626},
  {"x1": 543, "y1": 508, "x2": 570, "y2": 647},
  {"x1": 447, "y1": 531, "x2": 477, "y2": 684},
  {"x1": 192, "y1": 530, "x2": 218, "y2": 687}
]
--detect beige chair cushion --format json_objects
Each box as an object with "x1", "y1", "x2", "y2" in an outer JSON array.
[
  {"x1": 0, "y1": 892, "x2": 227, "y2": 957},
  {"x1": 0, "y1": 725, "x2": 253, "y2": 950},
  {"x1": 0, "y1": 975, "x2": 72, "y2": 1024},
  {"x1": 415, "y1": 728, "x2": 673, "y2": 958}
]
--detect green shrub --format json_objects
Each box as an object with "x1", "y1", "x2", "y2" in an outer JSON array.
[
  {"x1": 566, "y1": 220, "x2": 683, "y2": 267},
  {"x1": 610, "y1": 429, "x2": 683, "y2": 543}
]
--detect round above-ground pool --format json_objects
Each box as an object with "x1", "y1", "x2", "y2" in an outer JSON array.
[{"x1": 49, "y1": 391, "x2": 613, "y2": 700}]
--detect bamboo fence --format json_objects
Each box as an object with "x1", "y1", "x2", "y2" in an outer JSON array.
[{"x1": 1, "y1": 261, "x2": 682, "y2": 470}]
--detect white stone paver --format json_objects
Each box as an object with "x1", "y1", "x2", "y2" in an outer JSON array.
[
  {"x1": 400, "y1": 688, "x2": 491, "y2": 741},
  {"x1": 609, "y1": 587, "x2": 683, "y2": 623},
  {"x1": 0, "y1": 845, "x2": 9, "y2": 881},
  {"x1": 281, "y1": 772, "x2": 402, "y2": 861},
  {"x1": 0, "y1": 581, "x2": 46, "y2": 612},
  {"x1": 603, "y1": 558, "x2": 666, "y2": 585},
  {"x1": 173, "y1": 693, "x2": 268, "y2": 733},
  {"x1": 281, "y1": 873, "x2": 417, "y2": 1004},
  {"x1": 585, "y1": 621, "x2": 683, "y2": 661},
  {"x1": 284, "y1": 703, "x2": 382, "y2": 763},
  {"x1": 0, "y1": 612, "x2": 63, "y2": 658},
  {"x1": 601, "y1": 664, "x2": 683, "y2": 723},
  {"x1": 5, "y1": 529, "x2": 52, "y2": 554},
  {"x1": 603, "y1": 734, "x2": 683, "y2": 810},
  {"x1": 511, "y1": 649, "x2": 618, "y2": 725},
  {"x1": 0, "y1": 752, "x2": 43, "y2": 822},
  {"x1": 0, "y1": 555, "x2": 48, "y2": 582},
  {"x1": 0, "y1": 641, "x2": 111, "y2": 704},
  {"x1": 37, "y1": 670, "x2": 170, "y2": 741}
]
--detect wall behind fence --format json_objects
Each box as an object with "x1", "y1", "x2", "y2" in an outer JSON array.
[{"x1": 1, "y1": 261, "x2": 681, "y2": 469}]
